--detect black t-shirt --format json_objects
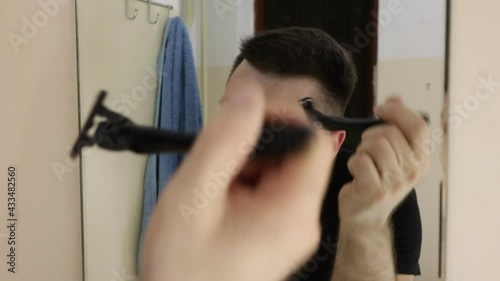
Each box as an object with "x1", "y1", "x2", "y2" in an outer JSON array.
[{"x1": 291, "y1": 148, "x2": 422, "y2": 280}]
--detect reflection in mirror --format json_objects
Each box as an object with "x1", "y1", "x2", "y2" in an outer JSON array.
[{"x1": 76, "y1": 0, "x2": 448, "y2": 280}]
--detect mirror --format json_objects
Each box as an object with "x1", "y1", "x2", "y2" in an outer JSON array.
[{"x1": 76, "y1": 0, "x2": 448, "y2": 280}]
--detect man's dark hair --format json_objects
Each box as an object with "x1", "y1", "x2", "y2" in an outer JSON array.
[{"x1": 230, "y1": 27, "x2": 358, "y2": 116}]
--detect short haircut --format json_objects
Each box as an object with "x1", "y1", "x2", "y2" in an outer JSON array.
[{"x1": 229, "y1": 27, "x2": 358, "y2": 116}]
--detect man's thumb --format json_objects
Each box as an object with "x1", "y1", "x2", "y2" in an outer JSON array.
[{"x1": 170, "y1": 87, "x2": 265, "y2": 210}]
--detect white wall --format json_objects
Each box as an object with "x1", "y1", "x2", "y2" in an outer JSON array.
[
  {"x1": 446, "y1": 1, "x2": 500, "y2": 280},
  {"x1": 207, "y1": 0, "x2": 254, "y2": 68},
  {"x1": 377, "y1": 1, "x2": 447, "y2": 280},
  {"x1": 205, "y1": 0, "x2": 255, "y2": 119},
  {"x1": 378, "y1": 0, "x2": 447, "y2": 60},
  {"x1": 77, "y1": 1, "x2": 180, "y2": 280},
  {"x1": 0, "y1": 1, "x2": 82, "y2": 280}
]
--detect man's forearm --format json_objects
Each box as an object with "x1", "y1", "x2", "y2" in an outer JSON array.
[{"x1": 331, "y1": 222, "x2": 396, "y2": 281}]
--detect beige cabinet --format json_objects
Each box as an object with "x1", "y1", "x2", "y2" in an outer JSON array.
[{"x1": 0, "y1": 1, "x2": 82, "y2": 281}]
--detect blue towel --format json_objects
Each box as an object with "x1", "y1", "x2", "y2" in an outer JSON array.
[{"x1": 138, "y1": 16, "x2": 203, "y2": 263}]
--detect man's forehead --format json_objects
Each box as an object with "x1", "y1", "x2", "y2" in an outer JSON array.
[{"x1": 228, "y1": 60, "x2": 323, "y2": 101}]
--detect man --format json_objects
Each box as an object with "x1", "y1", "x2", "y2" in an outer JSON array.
[
  {"x1": 141, "y1": 27, "x2": 428, "y2": 281},
  {"x1": 141, "y1": 51, "x2": 428, "y2": 281},
  {"x1": 225, "y1": 27, "x2": 423, "y2": 281}
]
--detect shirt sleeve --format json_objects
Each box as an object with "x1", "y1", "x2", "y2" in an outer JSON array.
[{"x1": 391, "y1": 189, "x2": 423, "y2": 275}]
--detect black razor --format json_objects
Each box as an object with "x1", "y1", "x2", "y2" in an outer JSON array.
[
  {"x1": 71, "y1": 91, "x2": 313, "y2": 158},
  {"x1": 300, "y1": 97, "x2": 430, "y2": 132},
  {"x1": 71, "y1": 92, "x2": 429, "y2": 158}
]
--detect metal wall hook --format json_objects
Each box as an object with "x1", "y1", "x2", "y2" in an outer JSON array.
[
  {"x1": 148, "y1": 0, "x2": 160, "y2": 24},
  {"x1": 125, "y1": 0, "x2": 138, "y2": 20},
  {"x1": 166, "y1": 4, "x2": 173, "y2": 20}
]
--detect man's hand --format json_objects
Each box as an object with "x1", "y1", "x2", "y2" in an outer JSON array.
[
  {"x1": 331, "y1": 97, "x2": 429, "y2": 281},
  {"x1": 141, "y1": 81, "x2": 335, "y2": 281},
  {"x1": 339, "y1": 97, "x2": 430, "y2": 228}
]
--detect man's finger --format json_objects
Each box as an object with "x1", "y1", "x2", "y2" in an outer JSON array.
[
  {"x1": 356, "y1": 137, "x2": 400, "y2": 182},
  {"x1": 386, "y1": 95, "x2": 403, "y2": 106},
  {"x1": 165, "y1": 83, "x2": 266, "y2": 218},
  {"x1": 347, "y1": 153, "x2": 381, "y2": 197},
  {"x1": 361, "y1": 125, "x2": 413, "y2": 168},
  {"x1": 373, "y1": 104, "x2": 429, "y2": 150}
]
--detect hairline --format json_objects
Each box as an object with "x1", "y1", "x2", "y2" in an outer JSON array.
[{"x1": 227, "y1": 59, "x2": 341, "y2": 115}]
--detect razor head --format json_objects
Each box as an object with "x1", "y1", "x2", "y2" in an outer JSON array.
[
  {"x1": 300, "y1": 97, "x2": 314, "y2": 109},
  {"x1": 70, "y1": 91, "x2": 129, "y2": 158}
]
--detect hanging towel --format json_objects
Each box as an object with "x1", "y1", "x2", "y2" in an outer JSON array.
[{"x1": 138, "y1": 16, "x2": 203, "y2": 263}]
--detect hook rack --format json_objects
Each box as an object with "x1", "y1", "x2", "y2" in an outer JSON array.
[
  {"x1": 147, "y1": 0, "x2": 160, "y2": 24},
  {"x1": 125, "y1": 0, "x2": 138, "y2": 20},
  {"x1": 125, "y1": 0, "x2": 174, "y2": 24}
]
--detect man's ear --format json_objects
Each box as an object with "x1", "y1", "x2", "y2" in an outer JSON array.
[{"x1": 330, "y1": 130, "x2": 346, "y2": 156}]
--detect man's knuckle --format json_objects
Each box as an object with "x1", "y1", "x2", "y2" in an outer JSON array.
[
  {"x1": 375, "y1": 139, "x2": 390, "y2": 151},
  {"x1": 374, "y1": 189, "x2": 390, "y2": 203},
  {"x1": 414, "y1": 118, "x2": 429, "y2": 138},
  {"x1": 356, "y1": 142, "x2": 372, "y2": 157},
  {"x1": 406, "y1": 169, "x2": 420, "y2": 183},
  {"x1": 347, "y1": 156, "x2": 357, "y2": 170},
  {"x1": 361, "y1": 129, "x2": 374, "y2": 142},
  {"x1": 382, "y1": 125, "x2": 400, "y2": 141}
]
